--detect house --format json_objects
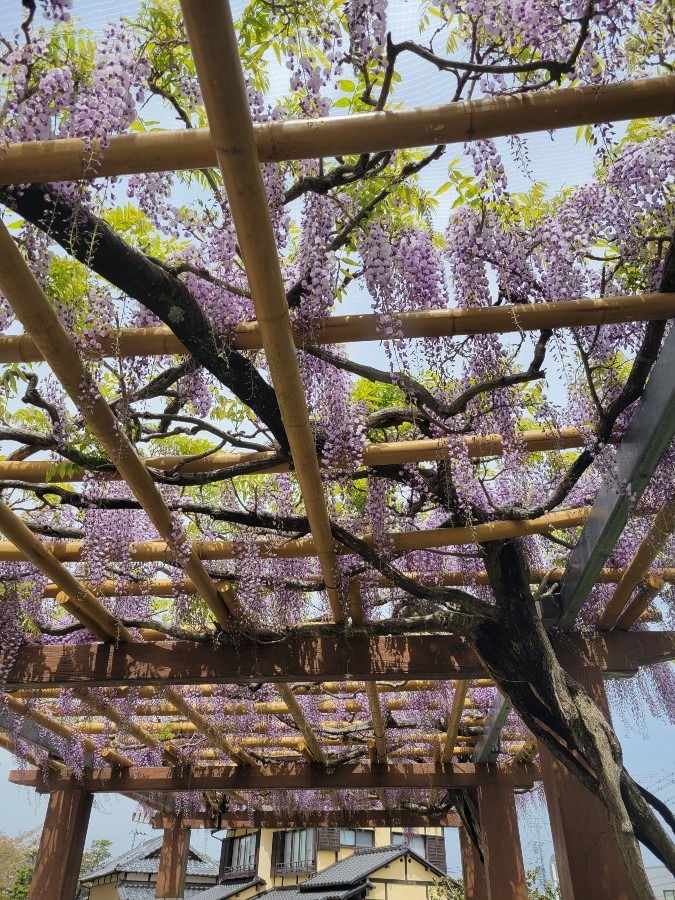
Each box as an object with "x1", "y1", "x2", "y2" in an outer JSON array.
[
  {"x1": 81, "y1": 836, "x2": 219, "y2": 899},
  {"x1": 208, "y1": 827, "x2": 447, "y2": 899},
  {"x1": 646, "y1": 865, "x2": 675, "y2": 899}
]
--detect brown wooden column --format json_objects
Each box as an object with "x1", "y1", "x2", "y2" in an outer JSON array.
[
  {"x1": 477, "y1": 783, "x2": 527, "y2": 900},
  {"x1": 459, "y1": 826, "x2": 489, "y2": 900},
  {"x1": 155, "y1": 817, "x2": 191, "y2": 899},
  {"x1": 29, "y1": 787, "x2": 92, "y2": 900},
  {"x1": 539, "y1": 660, "x2": 638, "y2": 900}
]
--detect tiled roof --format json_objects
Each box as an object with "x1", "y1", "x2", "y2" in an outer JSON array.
[
  {"x1": 301, "y1": 844, "x2": 406, "y2": 887},
  {"x1": 82, "y1": 835, "x2": 218, "y2": 882},
  {"x1": 256, "y1": 887, "x2": 366, "y2": 900},
  {"x1": 117, "y1": 884, "x2": 217, "y2": 900},
  {"x1": 196, "y1": 878, "x2": 265, "y2": 899}
]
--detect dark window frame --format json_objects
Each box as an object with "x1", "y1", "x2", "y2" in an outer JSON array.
[{"x1": 219, "y1": 830, "x2": 260, "y2": 881}]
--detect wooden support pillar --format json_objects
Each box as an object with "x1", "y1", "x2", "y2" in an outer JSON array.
[
  {"x1": 155, "y1": 817, "x2": 191, "y2": 899},
  {"x1": 459, "y1": 826, "x2": 489, "y2": 900},
  {"x1": 539, "y1": 660, "x2": 638, "y2": 900},
  {"x1": 477, "y1": 783, "x2": 528, "y2": 900},
  {"x1": 29, "y1": 787, "x2": 92, "y2": 900}
]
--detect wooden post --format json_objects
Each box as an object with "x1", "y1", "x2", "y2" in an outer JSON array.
[
  {"x1": 29, "y1": 787, "x2": 92, "y2": 900},
  {"x1": 539, "y1": 661, "x2": 638, "y2": 900},
  {"x1": 155, "y1": 817, "x2": 191, "y2": 899},
  {"x1": 477, "y1": 783, "x2": 528, "y2": 900},
  {"x1": 459, "y1": 827, "x2": 489, "y2": 900}
]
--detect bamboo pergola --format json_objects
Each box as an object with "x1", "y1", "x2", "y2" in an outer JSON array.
[{"x1": 0, "y1": 3, "x2": 674, "y2": 900}]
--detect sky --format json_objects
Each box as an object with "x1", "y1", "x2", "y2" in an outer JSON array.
[{"x1": 0, "y1": 0, "x2": 672, "y2": 886}]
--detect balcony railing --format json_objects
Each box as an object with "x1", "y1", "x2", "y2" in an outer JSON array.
[
  {"x1": 221, "y1": 861, "x2": 257, "y2": 880},
  {"x1": 274, "y1": 859, "x2": 316, "y2": 875}
]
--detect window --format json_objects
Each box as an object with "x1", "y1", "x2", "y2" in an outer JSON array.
[
  {"x1": 664, "y1": 891, "x2": 675, "y2": 899},
  {"x1": 391, "y1": 832, "x2": 447, "y2": 873},
  {"x1": 340, "y1": 829, "x2": 374, "y2": 848},
  {"x1": 219, "y1": 831, "x2": 259, "y2": 880},
  {"x1": 392, "y1": 832, "x2": 425, "y2": 855},
  {"x1": 272, "y1": 828, "x2": 316, "y2": 875}
]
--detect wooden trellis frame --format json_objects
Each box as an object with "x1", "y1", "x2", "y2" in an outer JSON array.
[{"x1": 0, "y1": 2, "x2": 674, "y2": 898}]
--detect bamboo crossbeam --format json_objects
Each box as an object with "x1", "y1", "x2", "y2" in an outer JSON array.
[
  {"x1": 0, "y1": 426, "x2": 595, "y2": 487},
  {"x1": 16, "y1": 681, "x2": 490, "y2": 702},
  {"x1": 442, "y1": 680, "x2": 470, "y2": 764},
  {"x1": 599, "y1": 493, "x2": 675, "y2": 630},
  {"x1": 45, "y1": 698, "x2": 481, "y2": 718},
  {"x1": 0, "y1": 294, "x2": 671, "y2": 365},
  {"x1": 0, "y1": 502, "x2": 129, "y2": 642},
  {"x1": 0, "y1": 507, "x2": 589, "y2": 563},
  {"x1": 179, "y1": 0, "x2": 341, "y2": 621},
  {"x1": 39, "y1": 565, "x2": 675, "y2": 601},
  {"x1": 78, "y1": 726, "x2": 487, "y2": 746},
  {"x1": 0, "y1": 221, "x2": 236, "y2": 631},
  {"x1": 1, "y1": 76, "x2": 673, "y2": 183}
]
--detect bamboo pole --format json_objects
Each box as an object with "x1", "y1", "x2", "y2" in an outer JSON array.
[
  {"x1": 0, "y1": 501, "x2": 130, "y2": 642},
  {"x1": 13, "y1": 681, "x2": 490, "y2": 702},
  {"x1": 73, "y1": 689, "x2": 178, "y2": 762},
  {"x1": 5, "y1": 695, "x2": 98, "y2": 754},
  {"x1": 0, "y1": 221, "x2": 236, "y2": 631},
  {"x1": 87, "y1": 729, "x2": 488, "y2": 747},
  {"x1": 0, "y1": 507, "x2": 588, "y2": 562},
  {"x1": 348, "y1": 578, "x2": 365, "y2": 625},
  {"x1": 364, "y1": 682, "x2": 388, "y2": 764},
  {"x1": 1, "y1": 294, "x2": 672, "y2": 364},
  {"x1": 179, "y1": 0, "x2": 342, "y2": 621},
  {"x1": 1, "y1": 76, "x2": 673, "y2": 183},
  {"x1": 599, "y1": 493, "x2": 675, "y2": 630},
  {"x1": 614, "y1": 575, "x2": 665, "y2": 631},
  {"x1": 123, "y1": 697, "x2": 480, "y2": 717},
  {"x1": 163, "y1": 687, "x2": 255, "y2": 765},
  {"x1": 41, "y1": 563, "x2": 675, "y2": 600},
  {"x1": 442, "y1": 680, "x2": 470, "y2": 764},
  {"x1": 0, "y1": 426, "x2": 595, "y2": 486},
  {"x1": 275, "y1": 685, "x2": 327, "y2": 764}
]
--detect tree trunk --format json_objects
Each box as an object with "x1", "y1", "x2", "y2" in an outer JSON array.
[{"x1": 474, "y1": 538, "x2": 675, "y2": 899}]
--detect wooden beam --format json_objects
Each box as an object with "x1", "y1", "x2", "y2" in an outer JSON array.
[
  {"x1": 540, "y1": 654, "x2": 639, "y2": 900},
  {"x1": 3, "y1": 632, "x2": 673, "y2": 690},
  {"x1": 151, "y1": 810, "x2": 462, "y2": 829},
  {"x1": 460, "y1": 827, "x2": 489, "y2": 900},
  {"x1": 0, "y1": 507, "x2": 590, "y2": 563},
  {"x1": 1, "y1": 76, "x2": 673, "y2": 183},
  {"x1": 28, "y1": 788, "x2": 92, "y2": 900},
  {"x1": 0, "y1": 295, "x2": 671, "y2": 366},
  {"x1": 477, "y1": 783, "x2": 527, "y2": 900},
  {"x1": 10, "y1": 762, "x2": 541, "y2": 793},
  {"x1": 179, "y1": 0, "x2": 341, "y2": 621},
  {"x1": 155, "y1": 818, "x2": 191, "y2": 900}
]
